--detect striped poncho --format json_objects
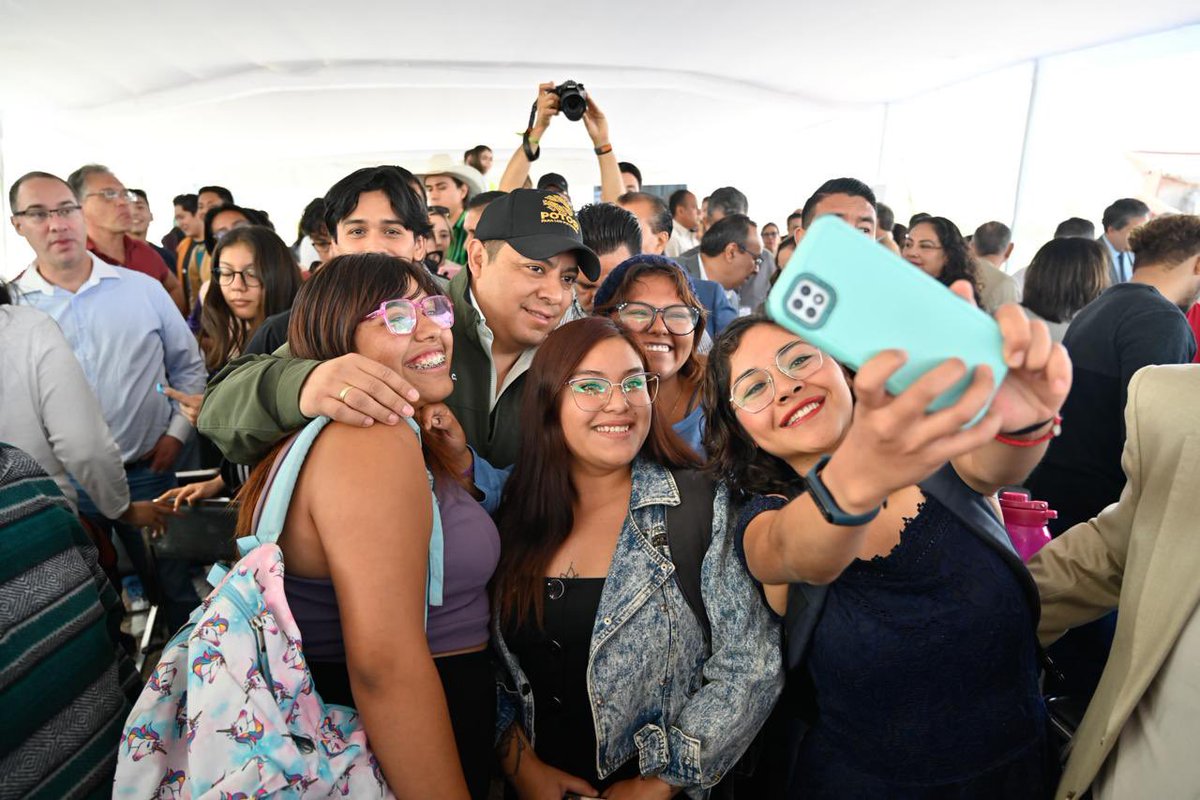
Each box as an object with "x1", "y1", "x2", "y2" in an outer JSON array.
[{"x1": 0, "y1": 444, "x2": 141, "y2": 799}]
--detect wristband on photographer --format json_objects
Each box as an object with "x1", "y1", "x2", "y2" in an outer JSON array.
[
  {"x1": 803, "y1": 454, "x2": 882, "y2": 527},
  {"x1": 593, "y1": 143, "x2": 612, "y2": 156}
]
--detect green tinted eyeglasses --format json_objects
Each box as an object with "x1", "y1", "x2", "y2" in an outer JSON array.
[
  {"x1": 730, "y1": 340, "x2": 824, "y2": 413},
  {"x1": 564, "y1": 372, "x2": 659, "y2": 411}
]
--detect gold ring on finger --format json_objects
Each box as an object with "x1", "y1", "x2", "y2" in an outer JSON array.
[{"x1": 338, "y1": 385, "x2": 352, "y2": 402}]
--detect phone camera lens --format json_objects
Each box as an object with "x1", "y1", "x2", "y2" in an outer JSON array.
[
  {"x1": 814, "y1": 294, "x2": 825, "y2": 305},
  {"x1": 806, "y1": 308, "x2": 817, "y2": 319},
  {"x1": 791, "y1": 299, "x2": 804, "y2": 310},
  {"x1": 799, "y1": 285, "x2": 812, "y2": 297}
]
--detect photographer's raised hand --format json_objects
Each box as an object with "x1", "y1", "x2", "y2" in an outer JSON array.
[
  {"x1": 583, "y1": 92, "x2": 624, "y2": 203},
  {"x1": 499, "y1": 82, "x2": 561, "y2": 192}
]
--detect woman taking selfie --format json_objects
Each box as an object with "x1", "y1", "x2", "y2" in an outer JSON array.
[
  {"x1": 594, "y1": 254, "x2": 709, "y2": 455},
  {"x1": 492, "y1": 316, "x2": 781, "y2": 799},
  {"x1": 234, "y1": 253, "x2": 498, "y2": 798},
  {"x1": 702, "y1": 285, "x2": 1070, "y2": 798}
]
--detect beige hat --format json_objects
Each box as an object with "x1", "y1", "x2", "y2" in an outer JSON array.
[{"x1": 420, "y1": 154, "x2": 485, "y2": 198}]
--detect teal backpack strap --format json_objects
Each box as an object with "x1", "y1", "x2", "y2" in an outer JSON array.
[
  {"x1": 222, "y1": 415, "x2": 444, "y2": 618},
  {"x1": 237, "y1": 417, "x2": 333, "y2": 556},
  {"x1": 404, "y1": 417, "x2": 445, "y2": 611}
]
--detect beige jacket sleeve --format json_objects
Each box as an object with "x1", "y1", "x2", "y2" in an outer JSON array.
[{"x1": 1027, "y1": 369, "x2": 1147, "y2": 646}]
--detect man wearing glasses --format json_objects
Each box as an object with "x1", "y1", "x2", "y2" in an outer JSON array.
[
  {"x1": 9, "y1": 170, "x2": 208, "y2": 631},
  {"x1": 691, "y1": 214, "x2": 763, "y2": 316},
  {"x1": 66, "y1": 164, "x2": 188, "y2": 314}
]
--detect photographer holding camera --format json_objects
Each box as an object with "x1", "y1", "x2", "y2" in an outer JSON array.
[{"x1": 499, "y1": 82, "x2": 623, "y2": 203}]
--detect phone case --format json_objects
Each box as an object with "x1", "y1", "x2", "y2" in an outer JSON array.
[{"x1": 765, "y1": 216, "x2": 1007, "y2": 414}]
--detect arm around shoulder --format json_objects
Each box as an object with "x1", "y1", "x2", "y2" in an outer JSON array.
[{"x1": 198, "y1": 352, "x2": 319, "y2": 465}]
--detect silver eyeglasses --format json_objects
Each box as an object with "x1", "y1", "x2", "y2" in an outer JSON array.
[{"x1": 730, "y1": 340, "x2": 824, "y2": 413}]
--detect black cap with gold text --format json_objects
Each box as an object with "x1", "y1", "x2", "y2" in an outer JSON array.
[{"x1": 474, "y1": 189, "x2": 601, "y2": 280}]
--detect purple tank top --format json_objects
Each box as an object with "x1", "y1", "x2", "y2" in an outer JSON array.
[{"x1": 283, "y1": 478, "x2": 500, "y2": 661}]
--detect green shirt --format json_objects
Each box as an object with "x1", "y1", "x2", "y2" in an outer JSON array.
[{"x1": 446, "y1": 212, "x2": 468, "y2": 266}]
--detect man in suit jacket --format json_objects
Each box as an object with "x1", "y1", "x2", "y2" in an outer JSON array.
[
  {"x1": 1028, "y1": 364, "x2": 1200, "y2": 799},
  {"x1": 1098, "y1": 198, "x2": 1150, "y2": 285}
]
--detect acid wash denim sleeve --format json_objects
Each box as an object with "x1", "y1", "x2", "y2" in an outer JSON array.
[{"x1": 647, "y1": 480, "x2": 783, "y2": 795}]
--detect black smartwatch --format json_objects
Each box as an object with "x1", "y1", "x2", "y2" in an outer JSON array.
[{"x1": 803, "y1": 455, "x2": 882, "y2": 527}]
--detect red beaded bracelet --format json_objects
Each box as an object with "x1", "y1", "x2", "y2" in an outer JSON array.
[{"x1": 994, "y1": 415, "x2": 1062, "y2": 447}]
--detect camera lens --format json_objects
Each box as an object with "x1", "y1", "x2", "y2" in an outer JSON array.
[
  {"x1": 814, "y1": 294, "x2": 825, "y2": 305},
  {"x1": 791, "y1": 299, "x2": 804, "y2": 310},
  {"x1": 799, "y1": 285, "x2": 811, "y2": 296},
  {"x1": 806, "y1": 308, "x2": 817, "y2": 319}
]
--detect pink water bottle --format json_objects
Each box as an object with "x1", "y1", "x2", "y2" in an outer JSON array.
[{"x1": 999, "y1": 491, "x2": 1057, "y2": 561}]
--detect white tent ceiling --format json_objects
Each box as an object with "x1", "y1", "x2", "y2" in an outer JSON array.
[
  {"x1": 1, "y1": 1, "x2": 1198, "y2": 272},
  {"x1": 2, "y1": 0, "x2": 1198, "y2": 111}
]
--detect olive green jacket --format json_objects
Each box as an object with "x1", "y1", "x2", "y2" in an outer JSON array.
[{"x1": 196, "y1": 268, "x2": 528, "y2": 469}]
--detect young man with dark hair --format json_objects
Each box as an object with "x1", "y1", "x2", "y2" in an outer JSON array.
[
  {"x1": 969, "y1": 220, "x2": 1020, "y2": 314},
  {"x1": 574, "y1": 202, "x2": 644, "y2": 311},
  {"x1": 1100, "y1": 198, "x2": 1151, "y2": 284},
  {"x1": 618, "y1": 160, "x2": 642, "y2": 193},
  {"x1": 1054, "y1": 217, "x2": 1096, "y2": 239},
  {"x1": 796, "y1": 177, "x2": 877, "y2": 241},
  {"x1": 423, "y1": 155, "x2": 485, "y2": 268},
  {"x1": 187, "y1": 186, "x2": 234, "y2": 288},
  {"x1": 173, "y1": 193, "x2": 203, "y2": 307},
  {"x1": 666, "y1": 188, "x2": 700, "y2": 257},
  {"x1": 128, "y1": 188, "x2": 178, "y2": 277},
  {"x1": 67, "y1": 164, "x2": 187, "y2": 313},
  {"x1": 199, "y1": 188, "x2": 600, "y2": 473},
  {"x1": 244, "y1": 165, "x2": 432, "y2": 355},
  {"x1": 617, "y1": 190, "x2": 671, "y2": 255}
]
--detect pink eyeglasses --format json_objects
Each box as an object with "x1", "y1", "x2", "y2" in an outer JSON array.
[{"x1": 365, "y1": 296, "x2": 455, "y2": 335}]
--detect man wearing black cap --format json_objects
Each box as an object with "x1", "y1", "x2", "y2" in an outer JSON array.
[
  {"x1": 197, "y1": 188, "x2": 598, "y2": 473},
  {"x1": 446, "y1": 189, "x2": 598, "y2": 465}
]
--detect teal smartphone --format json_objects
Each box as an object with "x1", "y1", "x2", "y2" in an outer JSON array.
[{"x1": 765, "y1": 216, "x2": 1007, "y2": 414}]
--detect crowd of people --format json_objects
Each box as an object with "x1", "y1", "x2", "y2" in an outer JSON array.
[{"x1": 3, "y1": 82, "x2": 1200, "y2": 800}]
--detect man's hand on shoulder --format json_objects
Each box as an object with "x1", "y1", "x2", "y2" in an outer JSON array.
[{"x1": 299, "y1": 353, "x2": 421, "y2": 427}]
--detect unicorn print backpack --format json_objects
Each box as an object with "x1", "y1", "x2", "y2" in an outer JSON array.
[{"x1": 114, "y1": 416, "x2": 443, "y2": 798}]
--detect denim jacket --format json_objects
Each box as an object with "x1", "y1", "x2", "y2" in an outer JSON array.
[{"x1": 493, "y1": 459, "x2": 783, "y2": 796}]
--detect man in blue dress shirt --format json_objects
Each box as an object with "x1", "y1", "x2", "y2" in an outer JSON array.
[
  {"x1": 10, "y1": 170, "x2": 208, "y2": 630},
  {"x1": 1100, "y1": 198, "x2": 1151, "y2": 284}
]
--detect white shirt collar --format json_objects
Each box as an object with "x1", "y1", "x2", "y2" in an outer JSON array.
[{"x1": 16, "y1": 251, "x2": 119, "y2": 296}]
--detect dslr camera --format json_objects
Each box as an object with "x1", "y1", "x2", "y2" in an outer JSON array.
[{"x1": 552, "y1": 80, "x2": 588, "y2": 122}]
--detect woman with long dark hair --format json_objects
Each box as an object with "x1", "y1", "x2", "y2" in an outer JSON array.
[
  {"x1": 903, "y1": 216, "x2": 980, "y2": 300},
  {"x1": 701, "y1": 292, "x2": 1070, "y2": 797},
  {"x1": 491, "y1": 316, "x2": 781, "y2": 799},
  {"x1": 594, "y1": 254, "x2": 709, "y2": 454},
  {"x1": 1021, "y1": 237, "x2": 1109, "y2": 343},
  {"x1": 232, "y1": 253, "x2": 498, "y2": 798},
  {"x1": 199, "y1": 225, "x2": 302, "y2": 373}
]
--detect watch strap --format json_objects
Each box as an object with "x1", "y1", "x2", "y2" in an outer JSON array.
[{"x1": 803, "y1": 455, "x2": 881, "y2": 527}]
